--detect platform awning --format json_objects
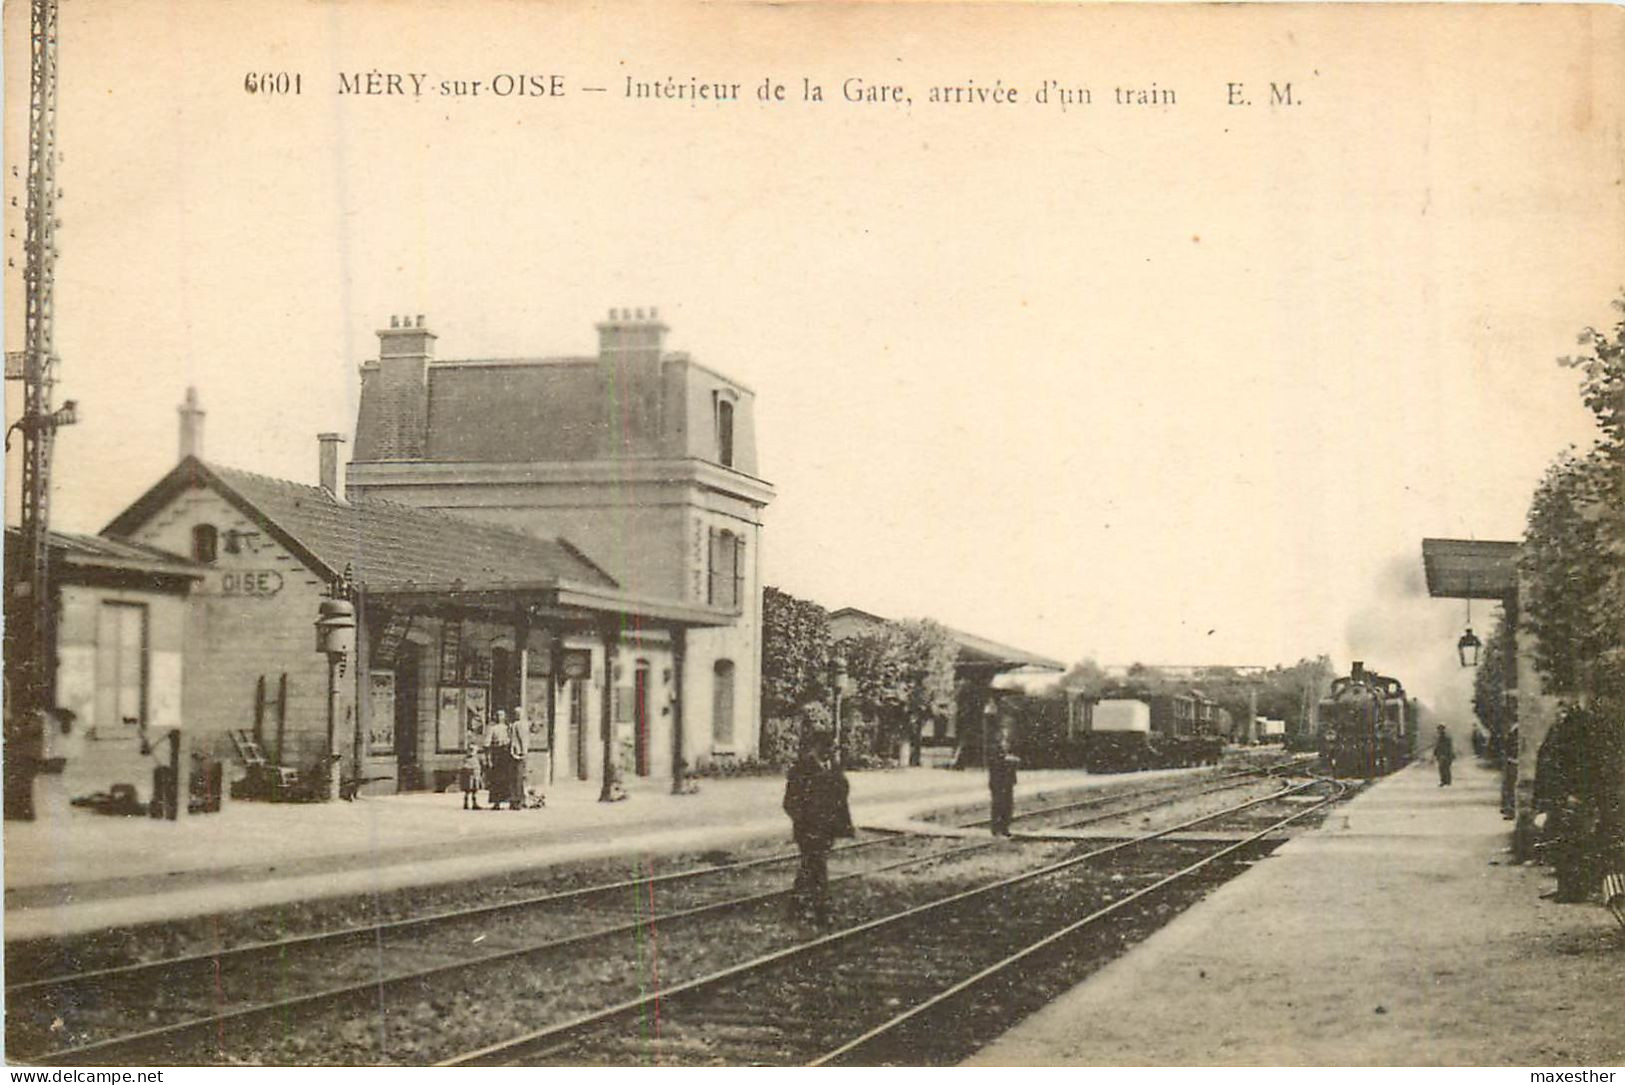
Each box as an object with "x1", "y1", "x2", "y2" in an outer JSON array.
[{"x1": 1421, "y1": 538, "x2": 1520, "y2": 600}]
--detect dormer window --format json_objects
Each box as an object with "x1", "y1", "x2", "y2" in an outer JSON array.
[
  {"x1": 192, "y1": 524, "x2": 219, "y2": 564},
  {"x1": 712, "y1": 390, "x2": 736, "y2": 468}
]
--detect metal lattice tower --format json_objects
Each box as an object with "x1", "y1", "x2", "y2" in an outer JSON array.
[{"x1": 10, "y1": 0, "x2": 62, "y2": 714}]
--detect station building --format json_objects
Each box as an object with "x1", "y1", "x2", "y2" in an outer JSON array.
[
  {"x1": 3, "y1": 528, "x2": 201, "y2": 816},
  {"x1": 77, "y1": 310, "x2": 771, "y2": 805},
  {"x1": 345, "y1": 309, "x2": 774, "y2": 784},
  {"x1": 828, "y1": 605, "x2": 1063, "y2": 764}
]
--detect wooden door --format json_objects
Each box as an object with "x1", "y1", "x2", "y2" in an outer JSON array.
[{"x1": 633, "y1": 662, "x2": 651, "y2": 776}]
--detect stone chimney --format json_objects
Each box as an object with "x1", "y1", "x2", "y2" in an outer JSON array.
[
  {"x1": 318, "y1": 432, "x2": 347, "y2": 498},
  {"x1": 178, "y1": 386, "x2": 205, "y2": 461},
  {"x1": 596, "y1": 306, "x2": 667, "y2": 363},
  {"x1": 367, "y1": 314, "x2": 436, "y2": 460}
]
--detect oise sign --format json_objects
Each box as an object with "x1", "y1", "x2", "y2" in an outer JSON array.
[{"x1": 220, "y1": 570, "x2": 284, "y2": 597}]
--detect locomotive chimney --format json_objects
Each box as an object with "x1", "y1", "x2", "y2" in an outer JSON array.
[{"x1": 1351, "y1": 661, "x2": 1365, "y2": 681}]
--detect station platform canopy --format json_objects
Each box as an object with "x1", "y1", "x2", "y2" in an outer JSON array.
[{"x1": 1421, "y1": 538, "x2": 1520, "y2": 600}]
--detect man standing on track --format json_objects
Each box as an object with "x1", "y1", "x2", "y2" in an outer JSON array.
[
  {"x1": 987, "y1": 720, "x2": 1021, "y2": 837},
  {"x1": 1432, "y1": 724, "x2": 1455, "y2": 787},
  {"x1": 783, "y1": 731, "x2": 853, "y2": 925}
]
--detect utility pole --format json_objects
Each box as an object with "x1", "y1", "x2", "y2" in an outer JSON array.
[{"x1": 7, "y1": 0, "x2": 74, "y2": 725}]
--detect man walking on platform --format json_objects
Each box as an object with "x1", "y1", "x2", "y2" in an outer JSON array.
[
  {"x1": 783, "y1": 731, "x2": 853, "y2": 925},
  {"x1": 1432, "y1": 724, "x2": 1455, "y2": 787}
]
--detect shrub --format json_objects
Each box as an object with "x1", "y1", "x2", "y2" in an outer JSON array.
[{"x1": 688, "y1": 754, "x2": 781, "y2": 780}]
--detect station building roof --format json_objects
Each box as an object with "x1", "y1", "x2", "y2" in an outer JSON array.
[{"x1": 104, "y1": 457, "x2": 618, "y2": 597}]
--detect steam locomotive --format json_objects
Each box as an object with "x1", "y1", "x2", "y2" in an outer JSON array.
[{"x1": 1317, "y1": 661, "x2": 1417, "y2": 778}]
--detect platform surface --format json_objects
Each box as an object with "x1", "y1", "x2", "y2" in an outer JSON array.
[
  {"x1": 2, "y1": 764, "x2": 1143, "y2": 942},
  {"x1": 968, "y1": 760, "x2": 1625, "y2": 1066}
]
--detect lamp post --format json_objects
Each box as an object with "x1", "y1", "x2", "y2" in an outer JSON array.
[
  {"x1": 830, "y1": 650, "x2": 847, "y2": 768},
  {"x1": 315, "y1": 597, "x2": 356, "y2": 801}
]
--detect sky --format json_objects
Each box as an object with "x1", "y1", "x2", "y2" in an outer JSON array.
[{"x1": 5, "y1": 1, "x2": 1622, "y2": 717}]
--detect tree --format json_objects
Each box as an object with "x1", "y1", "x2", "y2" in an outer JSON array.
[
  {"x1": 1533, "y1": 295, "x2": 1625, "y2": 697},
  {"x1": 1059, "y1": 657, "x2": 1109, "y2": 695},
  {"x1": 759, "y1": 586, "x2": 832, "y2": 758},
  {"x1": 1520, "y1": 295, "x2": 1625, "y2": 875},
  {"x1": 889, "y1": 620, "x2": 958, "y2": 764},
  {"x1": 842, "y1": 619, "x2": 957, "y2": 765},
  {"x1": 1472, "y1": 616, "x2": 1514, "y2": 757}
]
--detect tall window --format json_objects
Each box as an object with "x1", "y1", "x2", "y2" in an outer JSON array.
[
  {"x1": 192, "y1": 524, "x2": 219, "y2": 564},
  {"x1": 707, "y1": 529, "x2": 743, "y2": 609},
  {"x1": 716, "y1": 397, "x2": 735, "y2": 468},
  {"x1": 712, "y1": 659, "x2": 736, "y2": 746},
  {"x1": 95, "y1": 602, "x2": 147, "y2": 733}
]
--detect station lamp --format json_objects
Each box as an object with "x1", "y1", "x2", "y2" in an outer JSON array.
[
  {"x1": 1457, "y1": 626, "x2": 1482, "y2": 669},
  {"x1": 1457, "y1": 575, "x2": 1481, "y2": 668}
]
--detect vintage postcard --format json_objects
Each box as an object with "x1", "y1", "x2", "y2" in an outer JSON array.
[{"x1": 3, "y1": 0, "x2": 1622, "y2": 1073}]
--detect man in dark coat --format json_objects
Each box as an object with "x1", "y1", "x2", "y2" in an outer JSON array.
[
  {"x1": 988, "y1": 731, "x2": 1020, "y2": 837},
  {"x1": 1432, "y1": 725, "x2": 1455, "y2": 787},
  {"x1": 1500, "y1": 722, "x2": 1519, "y2": 820},
  {"x1": 1535, "y1": 706, "x2": 1597, "y2": 903},
  {"x1": 783, "y1": 731, "x2": 852, "y2": 924}
]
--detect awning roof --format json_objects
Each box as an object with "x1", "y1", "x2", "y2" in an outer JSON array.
[
  {"x1": 6, "y1": 527, "x2": 205, "y2": 581},
  {"x1": 1421, "y1": 538, "x2": 1520, "y2": 599}
]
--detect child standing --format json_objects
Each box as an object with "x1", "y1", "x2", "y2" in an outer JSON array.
[{"x1": 460, "y1": 745, "x2": 484, "y2": 810}]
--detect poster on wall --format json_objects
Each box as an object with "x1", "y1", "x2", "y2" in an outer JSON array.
[
  {"x1": 439, "y1": 623, "x2": 463, "y2": 685},
  {"x1": 436, "y1": 687, "x2": 463, "y2": 753},
  {"x1": 368, "y1": 672, "x2": 395, "y2": 756},
  {"x1": 524, "y1": 677, "x2": 550, "y2": 750},
  {"x1": 463, "y1": 686, "x2": 489, "y2": 750}
]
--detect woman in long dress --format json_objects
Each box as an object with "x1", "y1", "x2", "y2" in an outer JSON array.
[{"x1": 485, "y1": 710, "x2": 512, "y2": 810}]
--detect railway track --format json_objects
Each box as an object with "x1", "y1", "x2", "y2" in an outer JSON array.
[
  {"x1": 446, "y1": 775, "x2": 1346, "y2": 1067},
  {"x1": 7, "y1": 757, "x2": 1313, "y2": 1065}
]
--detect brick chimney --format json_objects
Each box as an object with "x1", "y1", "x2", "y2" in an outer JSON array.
[
  {"x1": 596, "y1": 306, "x2": 667, "y2": 363},
  {"x1": 177, "y1": 386, "x2": 205, "y2": 461},
  {"x1": 364, "y1": 314, "x2": 435, "y2": 460},
  {"x1": 318, "y1": 432, "x2": 346, "y2": 498},
  {"x1": 595, "y1": 308, "x2": 668, "y2": 457}
]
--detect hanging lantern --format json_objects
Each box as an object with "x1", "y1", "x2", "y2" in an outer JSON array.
[
  {"x1": 1456, "y1": 568, "x2": 1481, "y2": 668},
  {"x1": 1457, "y1": 626, "x2": 1482, "y2": 668}
]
